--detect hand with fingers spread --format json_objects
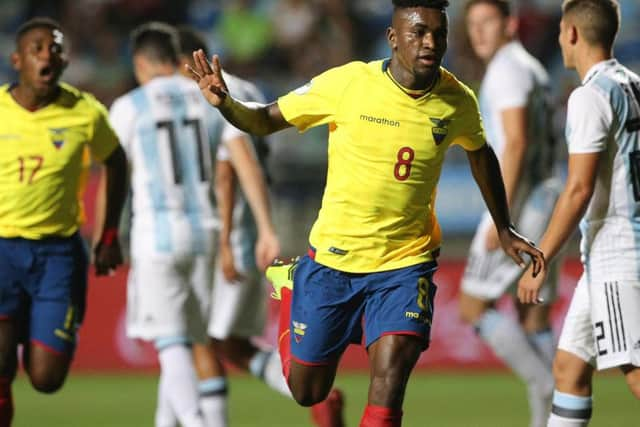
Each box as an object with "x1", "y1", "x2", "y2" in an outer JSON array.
[
  {"x1": 186, "y1": 50, "x2": 229, "y2": 107},
  {"x1": 498, "y1": 226, "x2": 545, "y2": 278}
]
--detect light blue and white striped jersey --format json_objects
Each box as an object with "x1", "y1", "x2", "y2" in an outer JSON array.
[
  {"x1": 217, "y1": 72, "x2": 270, "y2": 271},
  {"x1": 479, "y1": 41, "x2": 555, "y2": 214},
  {"x1": 110, "y1": 74, "x2": 246, "y2": 256},
  {"x1": 566, "y1": 59, "x2": 640, "y2": 280}
]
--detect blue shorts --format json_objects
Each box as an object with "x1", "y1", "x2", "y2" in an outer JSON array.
[
  {"x1": 290, "y1": 255, "x2": 438, "y2": 364},
  {"x1": 0, "y1": 233, "x2": 88, "y2": 355}
]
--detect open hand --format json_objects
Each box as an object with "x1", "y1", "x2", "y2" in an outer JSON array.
[{"x1": 186, "y1": 50, "x2": 229, "y2": 107}]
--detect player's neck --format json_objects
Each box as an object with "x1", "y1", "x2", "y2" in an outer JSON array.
[
  {"x1": 575, "y1": 47, "x2": 612, "y2": 81},
  {"x1": 388, "y1": 62, "x2": 438, "y2": 92},
  {"x1": 10, "y1": 83, "x2": 59, "y2": 111},
  {"x1": 138, "y1": 64, "x2": 177, "y2": 85}
]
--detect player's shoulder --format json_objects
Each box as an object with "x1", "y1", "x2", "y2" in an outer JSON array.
[
  {"x1": 437, "y1": 67, "x2": 477, "y2": 102},
  {"x1": 0, "y1": 84, "x2": 13, "y2": 107},
  {"x1": 319, "y1": 60, "x2": 374, "y2": 82},
  {"x1": 223, "y1": 72, "x2": 265, "y2": 103},
  {"x1": 487, "y1": 42, "x2": 548, "y2": 84},
  {"x1": 58, "y1": 82, "x2": 109, "y2": 116}
]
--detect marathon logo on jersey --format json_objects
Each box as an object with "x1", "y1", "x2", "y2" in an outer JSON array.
[
  {"x1": 360, "y1": 114, "x2": 400, "y2": 128},
  {"x1": 429, "y1": 118, "x2": 450, "y2": 145},
  {"x1": 49, "y1": 127, "x2": 67, "y2": 149},
  {"x1": 293, "y1": 321, "x2": 307, "y2": 343}
]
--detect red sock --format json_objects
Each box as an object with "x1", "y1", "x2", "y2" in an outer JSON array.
[
  {"x1": 278, "y1": 287, "x2": 293, "y2": 381},
  {"x1": 0, "y1": 377, "x2": 13, "y2": 427},
  {"x1": 360, "y1": 405, "x2": 402, "y2": 427}
]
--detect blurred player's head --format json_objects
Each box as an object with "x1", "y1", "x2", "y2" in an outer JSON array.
[
  {"x1": 11, "y1": 17, "x2": 68, "y2": 98},
  {"x1": 388, "y1": 0, "x2": 449, "y2": 88},
  {"x1": 559, "y1": 0, "x2": 619, "y2": 69},
  {"x1": 176, "y1": 26, "x2": 208, "y2": 78},
  {"x1": 465, "y1": 0, "x2": 517, "y2": 63},
  {"x1": 130, "y1": 22, "x2": 180, "y2": 84}
]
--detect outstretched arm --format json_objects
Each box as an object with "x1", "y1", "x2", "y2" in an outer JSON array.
[
  {"x1": 466, "y1": 143, "x2": 545, "y2": 275},
  {"x1": 187, "y1": 50, "x2": 290, "y2": 136},
  {"x1": 518, "y1": 152, "x2": 599, "y2": 304}
]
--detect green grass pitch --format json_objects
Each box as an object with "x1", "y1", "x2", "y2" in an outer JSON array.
[{"x1": 12, "y1": 372, "x2": 635, "y2": 426}]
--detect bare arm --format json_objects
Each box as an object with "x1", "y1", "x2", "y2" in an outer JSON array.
[
  {"x1": 484, "y1": 106, "x2": 529, "y2": 250},
  {"x1": 215, "y1": 158, "x2": 241, "y2": 281},
  {"x1": 94, "y1": 145, "x2": 128, "y2": 275},
  {"x1": 188, "y1": 50, "x2": 291, "y2": 136},
  {"x1": 224, "y1": 135, "x2": 280, "y2": 270},
  {"x1": 518, "y1": 152, "x2": 599, "y2": 304},
  {"x1": 467, "y1": 143, "x2": 545, "y2": 274}
]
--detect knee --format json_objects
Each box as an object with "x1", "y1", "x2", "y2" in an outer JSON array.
[
  {"x1": 289, "y1": 383, "x2": 329, "y2": 407},
  {"x1": 623, "y1": 367, "x2": 640, "y2": 399},
  {"x1": 552, "y1": 354, "x2": 591, "y2": 395},
  {"x1": 458, "y1": 294, "x2": 487, "y2": 326},
  {"x1": 29, "y1": 370, "x2": 66, "y2": 394}
]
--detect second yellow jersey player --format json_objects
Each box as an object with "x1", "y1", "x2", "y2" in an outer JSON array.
[{"x1": 278, "y1": 59, "x2": 485, "y2": 272}]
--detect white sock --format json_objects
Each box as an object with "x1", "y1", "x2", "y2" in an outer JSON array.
[
  {"x1": 476, "y1": 310, "x2": 554, "y2": 427},
  {"x1": 157, "y1": 343, "x2": 206, "y2": 427},
  {"x1": 249, "y1": 351, "x2": 292, "y2": 397},
  {"x1": 155, "y1": 374, "x2": 177, "y2": 427},
  {"x1": 198, "y1": 377, "x2": 228, "y2": 427},
  {"x1": 528, "y1": 329, "x2": 556, "y2": 366},
  {"x1": 547, "y1": 391, "x2": 592, "y2": 426}
]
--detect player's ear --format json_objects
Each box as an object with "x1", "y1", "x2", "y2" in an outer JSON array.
[
  {"x1": 569, "y1": 24, "x2": 578, "y2": 45},
  {"x1": 505, "y1": 16, "x2": 518, "y2": 38},
  {"x1": 10, "y1": 50, "x2": 21, "y2": 72},
  {"x1": 387, "y1": 27, "x2": 397, "y2": 50}
]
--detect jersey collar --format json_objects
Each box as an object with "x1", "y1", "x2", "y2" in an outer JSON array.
[
  {"x1": 582, "y1": 59, "x2": 618, "y2": 85},
  {"x1": 381, "y1": 59, "x2": 440, "y2": 100}
]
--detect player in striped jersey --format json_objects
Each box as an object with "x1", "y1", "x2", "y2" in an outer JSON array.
[
  {"x1": 109, "y1": 23, "x2": 278, "y2": 427},
  {"x1": 0, "y1": 18, "x2": 127, "y2": 426},
  {"x1": 176, "y1": 27, "x2": 305, "y2": 427},
  {"x1": 459, "y1": 2, "x2": 562, "y2": 425},
  {"x1": 518, "y1": 1, "x2": 640, "y2": 425}
]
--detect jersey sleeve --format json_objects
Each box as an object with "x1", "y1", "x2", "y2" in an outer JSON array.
[
  {"x1": 87, "y1": 95, "x2": 120, "y2": 162},
  {"x1": 216, "y1": 143, "x2": 231, "y2": 161},
  {"x1": 566, "y1": 86, "x2": 612, "y2": 154},
  {"x1": 450, "y1": 87, "x2": 487, "y2": 151},
  {"x1": 487, "y1": 59, "x2": 533, "y2": 111},
  {"x1": 277, "y1": 62, "x2": 358, "y2": 132},
  {"x1": 108, "y1": 96, "x2": 136, "y2": 157}
]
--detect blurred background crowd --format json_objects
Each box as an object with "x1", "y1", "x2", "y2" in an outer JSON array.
[{"x1": 1, "y1": 0, "x2": 639, "y2": 256}]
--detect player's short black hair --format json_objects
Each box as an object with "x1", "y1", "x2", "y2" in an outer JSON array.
[
  {"x1": 392, "y1": 0, "x2": 450, "y2": 10},
  {"x1": 16, "y1": 17, "x2": 63, "y2": 44},
  {"x1": 562, "y1": 0, "x2": 619, "y2": 50},
  {"x1": 130, "y1": 22, "x2": 179, "y2": 65},
  {"x1": 176, "y1": 26, "x2": 208, "y2": 57},
  {"x1": 464, "y1": 0, "x2": 511, "y2": 17}
]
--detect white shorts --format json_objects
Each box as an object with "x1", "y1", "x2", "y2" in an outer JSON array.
[
  {"x1": 558, "y1": 274, "x2": 640, "y2": 370},
  {"x1": 126, "y1": 252, "x2": 212, "y2": 343},
  {"x1": 461, "y1": 178, "x2": 562, "y2": 302},
  {"x1": 207, "y1": 263, "x2": 266, "y2": 340}
]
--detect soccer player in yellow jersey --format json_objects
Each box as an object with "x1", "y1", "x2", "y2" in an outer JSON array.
[
  {"x1": 0, "y1": 17, "x2": 127, "y2": 425},
  {"x1": 189, "y1": 1, "x2": 545, "y2": 425}
]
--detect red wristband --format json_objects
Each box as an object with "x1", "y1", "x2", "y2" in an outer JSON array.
[{"x1": 101, "y1": 228, "x2": 118, "y2": 246}]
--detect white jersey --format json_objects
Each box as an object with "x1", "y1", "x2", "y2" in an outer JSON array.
[
  {"x1": 566, "y1": 59, "x2": 640, "y2": 281},
  {"x1": 110, "y1": 74, "x2": 245, "y2": 257},
  {"x1": 479, "y1": 41, "x2": 554, "y2": 213}
]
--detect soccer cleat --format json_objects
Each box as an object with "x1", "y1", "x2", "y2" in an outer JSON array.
[
  {"x1": 311, "y1": 388, "x2": 345, "y2": 427},
  {"x1": 266, "y1": 257, "x2": 299, "y2": 300}
]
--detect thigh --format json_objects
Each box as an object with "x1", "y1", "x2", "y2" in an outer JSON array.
[
  {"x1": 590, "y1": 279, "x2": 640, "y2": 370},
  {"x1": 557, "y1": 275, "x2": 596, "y2": 366},
  {"x1": 290, "y1": 256, "x2": 363, "y2": 364},
  {"x1": 0, "y1": 238, "x2": 30, "y2": 319},
  {"x1": 29, "y1": 234, "x2": 87, "y2": 356},
  {"x1": 362, "y1": 262, "x2": 437, "y2": 351}
]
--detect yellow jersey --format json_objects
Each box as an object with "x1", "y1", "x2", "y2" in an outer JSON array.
[
  {"x1": 0, "y1": 83, "x2": 119, "y2": 239},
  {"x1": 278, "y1": 60, "x2": 486, "y2": 273}
]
